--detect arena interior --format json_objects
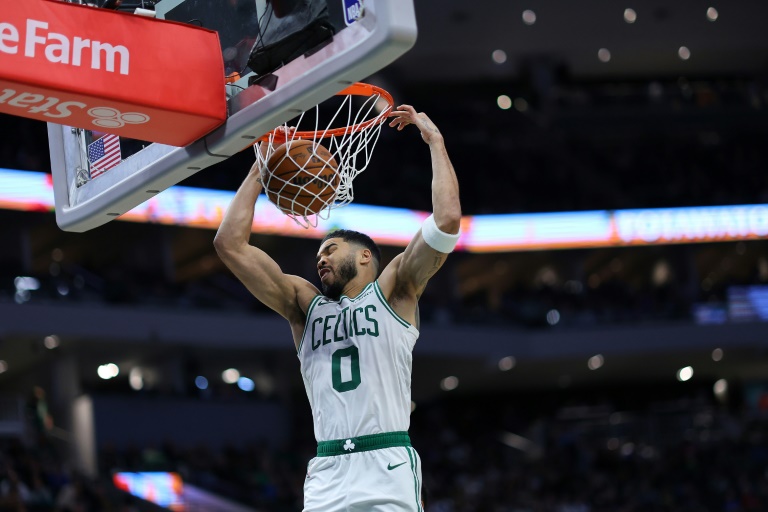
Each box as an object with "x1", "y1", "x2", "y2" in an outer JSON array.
[{"x1": 1, "y1": 1, "x2": 768, "y2": 511}]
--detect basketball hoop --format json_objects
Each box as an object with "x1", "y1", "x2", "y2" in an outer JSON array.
[{"x1": 255, "y1": 82, "x2": 393, "y2": 228}]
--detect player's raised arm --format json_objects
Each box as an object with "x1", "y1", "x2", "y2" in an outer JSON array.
[
  {"x1": 385, "y1": 105, "x2": 462, "y2": 297},
  {"x1": 213, "y1": 143, "x2": 319, "y2": 334}
]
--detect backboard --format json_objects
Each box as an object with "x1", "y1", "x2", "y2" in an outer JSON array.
[{"x1": 47, "y1": 0, "x2": 416, "y2": 232}]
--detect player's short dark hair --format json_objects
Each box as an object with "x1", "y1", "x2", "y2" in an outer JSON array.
[{"x1": 321, "y1": 229, "x2": 381, "y2": 273}]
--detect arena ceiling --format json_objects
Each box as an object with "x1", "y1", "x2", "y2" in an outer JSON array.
[{"x1": 393, "y1": 0, "x2": 768, "y2": 82}]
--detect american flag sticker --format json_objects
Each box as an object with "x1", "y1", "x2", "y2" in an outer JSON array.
[{"x1": 87, "y1": 134, "x2": 121, "y2": 178}]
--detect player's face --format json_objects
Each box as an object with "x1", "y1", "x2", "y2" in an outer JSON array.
[{"x1": 316, "y1": 239, "x2": 358, "y2": 299}]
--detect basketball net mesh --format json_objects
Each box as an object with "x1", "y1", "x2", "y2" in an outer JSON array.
[{"x1": 254, "y1": 88, "x2": 391, "y2": 228}]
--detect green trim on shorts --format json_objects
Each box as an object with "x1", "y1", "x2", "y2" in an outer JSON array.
[
  {"x1": 297, "y1": 294, "x2": 323, "y2": 355},
  {"x1": 373, "y1": 281, "x2": 411, "y2": 328},
  {"x1": 406, "y1": 446, "x2": 423, "y2": 512},
  {"x1": 316, "y1": 431, "x2": 411, "y2": 457}
]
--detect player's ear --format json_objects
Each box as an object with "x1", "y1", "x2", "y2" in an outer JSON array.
[{"x1": 359, "y1": 248, "x2": 372, "y2": 266}]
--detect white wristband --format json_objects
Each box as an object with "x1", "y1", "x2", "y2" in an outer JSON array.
[{"x1": 421, "y1": 214, "x2": 460, "y2": 253}]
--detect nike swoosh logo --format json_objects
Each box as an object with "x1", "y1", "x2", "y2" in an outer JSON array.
[{"x1": 387, "y1": 461, "x2": 407, "y2": 471}]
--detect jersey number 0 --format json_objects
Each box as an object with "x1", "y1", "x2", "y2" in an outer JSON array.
[{"x1": 332, "y1": 345, "x2": 361, "y2": 392}]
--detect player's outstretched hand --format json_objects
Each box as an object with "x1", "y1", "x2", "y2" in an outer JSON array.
[
  {"x1": 255, "y1": 125, "x2": 296, "y2": 178},
  {"x1": 254, "y1": 125, "x2": 296, "y2": 168},
  {"x1": 273, "y1": 125, "x2": 297, "y2": 142},
  {"x1": 389, "y1": 105, "x2": 443, "y2": 145}
]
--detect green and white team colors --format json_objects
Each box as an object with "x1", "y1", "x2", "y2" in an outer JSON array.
[{"x1": 298, "y1": 281, "x2": 423, "y2": 511}]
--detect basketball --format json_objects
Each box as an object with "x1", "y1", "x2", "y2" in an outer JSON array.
[{"x1": 264, "y1": 139, "x2": 340, "y2": 217}]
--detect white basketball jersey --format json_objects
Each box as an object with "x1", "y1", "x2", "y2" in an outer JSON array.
[{"x1": 298, "y1": 280, "x2": 419, "y2": 442}]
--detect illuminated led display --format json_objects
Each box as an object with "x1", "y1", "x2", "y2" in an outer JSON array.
[
  {"x1": 112, "y1": 472, "x2": 184, "y2": 509},
  {"x1": 1, "y1": 168, "x2": 765, "y2": 252}
]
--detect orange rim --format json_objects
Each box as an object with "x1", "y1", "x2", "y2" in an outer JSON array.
[{"x1": 259, "y1": 82, "x2": 394, "y2": 143}]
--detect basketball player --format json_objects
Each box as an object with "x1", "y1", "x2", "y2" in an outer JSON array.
[{"x1": 213, "y1": 105, "x2": 461, "y2": 511}]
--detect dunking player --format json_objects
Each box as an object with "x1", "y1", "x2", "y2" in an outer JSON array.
[{"x1": 214, "y1": 105, "x2": 461, "y2": 511}]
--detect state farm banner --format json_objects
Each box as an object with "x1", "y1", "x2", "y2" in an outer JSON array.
[{"x1": 0, "y1": 0, "x2": 226, "y2": 147}]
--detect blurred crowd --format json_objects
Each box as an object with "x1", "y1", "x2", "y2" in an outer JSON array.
[
  {"x1": 99, "y1": 439, "x2": 308, "y2": 511},
  {"x1": 91, "y1": 390, "x2": 768, "y2": 512},
  {"x1": 3, "y1": 235, "x2": 766, "y2": 332},
  {"x1": 4, "y1": 386, "x2": 768, "y2": 512},
  {"x1": 0, "y1": 440, "x2": 138, "y2": 512},
  {"x1": 414, "y1": 396, "x2": 768, "y2": 512}
]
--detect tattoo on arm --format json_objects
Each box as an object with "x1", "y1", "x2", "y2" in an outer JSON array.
[{"x1": 418, "y1": 255, "x2": 446, "y2": 289}]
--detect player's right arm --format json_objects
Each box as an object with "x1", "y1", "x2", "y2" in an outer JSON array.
[{"x1": 213, "y1": 157, "x2": 319, "y2": 334}]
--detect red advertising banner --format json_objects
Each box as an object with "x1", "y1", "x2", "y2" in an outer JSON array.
[{"x1": 0, "y1": 0, "x2": 226, "y2": 147}]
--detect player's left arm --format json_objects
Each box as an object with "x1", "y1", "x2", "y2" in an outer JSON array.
[{"x1": 380, "y1": 106, "x2": 461, "y2": 305}]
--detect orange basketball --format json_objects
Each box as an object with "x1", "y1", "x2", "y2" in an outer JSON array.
[{"x1": 264, "y1": 140, "x2": 339, "y2": 217}]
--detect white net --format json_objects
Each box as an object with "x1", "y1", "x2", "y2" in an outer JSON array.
[{"x1": 254, "y1": 84, "x2": 392, "y2": 228}]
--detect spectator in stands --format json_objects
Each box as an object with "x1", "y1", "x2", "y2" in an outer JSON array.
[
  {"x1": 55, "y1": 474, "x2": 107, "y2": 512},
  {"x1": 0, "y1": 467, "x2": 29, "y2": 512}
]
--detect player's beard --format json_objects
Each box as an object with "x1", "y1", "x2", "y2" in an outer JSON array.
[{"x1": 322, "y1": 256, "x2": 358, "y2": 300}]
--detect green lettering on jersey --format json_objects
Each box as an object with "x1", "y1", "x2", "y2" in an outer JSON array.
[
  {"x1": 311, "y1": 317, "x2": 323, "y2": 350},
  {"x1": 340, "y1": 307, "x2": 349, "y2": 339},
  {"x1": 364, "y1": 305, "x2": 379, "y2": 337},
  {"x1": 333, "y1": 311, "x2": 345, "y2": 342},
  {"x1": 352, "y1": 307, "x2": 366, "y2": 336},
  {"x1": 322, "y1": 315, "x2": 334, "y2": 345},
  {"x1": 310, "y1": 304, "x2": 380, "y2": 351}
]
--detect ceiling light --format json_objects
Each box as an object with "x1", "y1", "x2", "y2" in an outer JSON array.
[
  {"x1": 678, "y1": 46, "x2": 691, "y2": 60},
  {"x1": 498, "y1": 356, "x2": 516, "y2": 371},
  {"x1": 652, "y1": 260, "x2": 671, "y2": 286},
  {"x1": 237, "y1": 376, "x2": 255, "y2": 392},
  {"x1": 129, "y1": 367, "x2": 143, "y2": 390},
  {"x1": 706, "y1": 7, "x2": 718, "y2": 21},
  {"x1": 14, "y1": 276, "x2": 40, "y2": 291},
  {"x1": 713, "y1": 378, "x2": 727, "y2": 397},
  {"x1": 222, "y1": 368, "x2": 240, "y2": 384},
  {"x1": 598, "y1": 48, "x2": 611, "y2": 63},
  {"x1": 43, "y1": 335, "x2": 60, "y2": 349},
  {"x1": 97, "y1": 363, "x2": 119, "y2": 380},
  {"x1": 677, "y1": 366, "x2": 693, "y2": 382},
  {"x1": 588, "y1": 354, "x2": 604, "y2": 370},
  {"x1": 522, "y1": 10, "x2": 536, "y2": 25},
  {"x1": 440, "y1": 376, "x2": 459, "y2": 391},
  {"x1": 711, "y1": 348, "x2": 723, "y2": 361},
  {"x1": 624, "y1": 8, "x2": 637, "y2": 23},
  {"x1": 497, "y1": 95, "x2": 512, "y2": 110},
  {"x1": 546, "y1": 309, "x2": 560, "y2": 325},
  {"x1": 492, "y1": 49, "x2": 507, "y2": 64}
]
